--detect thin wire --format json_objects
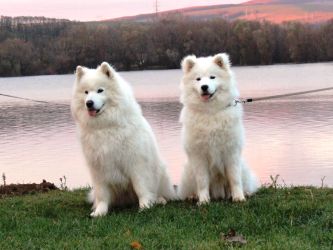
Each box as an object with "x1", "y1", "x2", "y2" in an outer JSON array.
[
  {"x1": 237, "y1": 86, "x2": 333, "y2": 104},
  {"x1": 0, "y1": 93, "x2": 50, "y2": 104}
]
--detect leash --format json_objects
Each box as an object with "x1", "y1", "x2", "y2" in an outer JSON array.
[
  {"x1": 0, "y1": 93, "x2": 68, "y2": 106},
  {"x1": 0, "y1": 93, "x2": 51, "y2": 104},
  {"x1": 235, "y1": 86, "x2": 333, "y2": 104}
]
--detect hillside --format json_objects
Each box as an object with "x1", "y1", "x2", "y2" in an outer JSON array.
[{"x1": 110, "y1": 0, "x2": 333, "y2": 24}]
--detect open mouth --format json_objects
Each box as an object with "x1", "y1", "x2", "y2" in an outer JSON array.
[
  {"x1": 201, "y1": 92, "x2": 215, "y2": 101},
  {"x1": 87, "y1": 105, "x2": 104, "y2": 117}
]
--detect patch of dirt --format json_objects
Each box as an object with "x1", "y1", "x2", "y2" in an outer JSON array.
[
  {"x1": 221, "y1": 229, "x2": 247, "y2": 245},
  {"x1": 0, "y1": 180, "x2": 58, "y2": 197}
]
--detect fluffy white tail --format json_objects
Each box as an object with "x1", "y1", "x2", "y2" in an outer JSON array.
[
  {"x1": 242, "y1": 161, "x2": 259, "y2": 196},
  {"x1": 87, "y1": 189, "x2": 95, "y2": 203},
  {"x1": 159, "y1": 170, "x2": 177, "y2": 200}
]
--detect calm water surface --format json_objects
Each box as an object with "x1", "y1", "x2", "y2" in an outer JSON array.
[{"x1": 0, "y1": 62, "x2": 333, "y2": 188}]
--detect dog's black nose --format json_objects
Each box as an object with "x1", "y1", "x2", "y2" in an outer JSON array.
[
  {"x1": 86, "y1": 100, "x2": 94, "y2": 108},
  {"x1": 201, "y1": 85, "x2": 208, "y2": 91}
]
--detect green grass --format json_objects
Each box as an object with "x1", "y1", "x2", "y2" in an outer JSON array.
[{"x1": 0, "y1": 187, "x2": 333, "y2": 249}]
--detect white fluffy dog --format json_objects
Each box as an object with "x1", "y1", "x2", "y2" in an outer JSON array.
[
  {"x1": 178, "y1": 53, "x2": 258, "y2": 204},
  {"x1": 71, "y1": 62, "x2": 176, "y2": 217}
]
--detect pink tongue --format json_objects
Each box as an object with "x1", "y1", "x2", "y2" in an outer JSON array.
[
  {"x1": 88, "y1": 110, "x2": 97, "y2": 117},
  {"x1": 202, "y1": 95, "x2": 210, "y2": 101}
]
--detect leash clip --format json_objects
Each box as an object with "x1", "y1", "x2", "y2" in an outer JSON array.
[{"x1": 234, "y1": 99, "x2": 246, "y2": 106}]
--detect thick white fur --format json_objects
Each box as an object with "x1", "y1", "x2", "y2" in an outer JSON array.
[
  {"x1": 178, "y1": 53, "x2": 259, "y2": 204},
  {"x1": 71, "y1": 62, "x2": 176, "y2": 217}
]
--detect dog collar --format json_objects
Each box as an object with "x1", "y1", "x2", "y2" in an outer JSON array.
[{"x1": 225, "y1": 99, "x2": 238, "y2": 109}]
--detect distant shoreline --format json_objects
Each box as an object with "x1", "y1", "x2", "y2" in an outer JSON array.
[
  {"x1": 0, "y1": 17, "x2": 332, "y2": 77},
  {"x1": 0, "y1": 61, "x2": 332, "y2": 78}
]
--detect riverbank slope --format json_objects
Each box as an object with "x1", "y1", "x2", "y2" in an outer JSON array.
[{"x1": 0, "y1": 187, "x2": 332, "y2": 249}]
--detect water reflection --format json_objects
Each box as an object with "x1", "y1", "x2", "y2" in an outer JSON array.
[{"x1": 0, "y1": 63, "x2": 333, "y2": 187}]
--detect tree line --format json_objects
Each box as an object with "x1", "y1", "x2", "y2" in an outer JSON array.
[{"x1": 0, "y1": 16, "x2": 332, "y2": 76}]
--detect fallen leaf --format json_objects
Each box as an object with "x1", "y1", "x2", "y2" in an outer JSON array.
[
  {"x1": 130, "y1": 241, "x2": 143, "y2": 249},
  {"x1": 221, "y1": 229, "x2": 247, "y2": 245}
]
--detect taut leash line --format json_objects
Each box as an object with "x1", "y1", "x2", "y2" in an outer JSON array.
[
  {"x1": 236, "y1": 86, "x2": 333, "y2": 104},
  {"x1": 0, "y1": 93, "x2": 50, "y2": 104}
]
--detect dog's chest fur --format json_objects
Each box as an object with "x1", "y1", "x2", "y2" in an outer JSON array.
[
  {"x1": 80, "y1": 127, "x2": 133, "y2": 185},
  {"x1": 182, "y1": 107, "x2": 244, "y2": 157}
]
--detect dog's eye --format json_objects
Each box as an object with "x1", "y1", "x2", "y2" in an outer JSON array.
[
  {"x1": 210, "y1": 76, "x2": 216, "y2": 79},
  {"x1": 84, "y1": 90, "x2": 88, "y2": 94},
  {"x1": 196, "y1": 77, "x2": 201, "y2": 81},
  {"x1": 97, "y1": 88, "x2": 104, "y2": 93}
]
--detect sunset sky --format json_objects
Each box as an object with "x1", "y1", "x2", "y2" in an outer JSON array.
[{"x1": 0, "y1": 0, "x2": 247, "y2": 21}]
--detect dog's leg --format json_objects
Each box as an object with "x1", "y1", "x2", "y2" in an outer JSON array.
[
  {"x1": 191, "y1": 157, "x2": 210, "y2": 205},
  {"x1": 90, "y1": 182, "x2": 110, "y2": 217},
  {"x1": 131, "y1": 175, "x2": 156, "y2": 210},
  {"x1": 225, "y1": 157, "x2": 245, "y2": 202},
  {"x1": 210, "y1": 174, "x2": 226, "y2": 200},
  {"x1": 178, "y1": 163, "x2": 195, "y2": 200}
]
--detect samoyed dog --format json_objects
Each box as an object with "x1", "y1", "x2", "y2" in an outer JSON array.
[
  {"x1": 71, "y1": 62, "x2": 176, "y2": 217},
  {"x1": 178, "y1": 53, "x2": 258, "y2": 204}
]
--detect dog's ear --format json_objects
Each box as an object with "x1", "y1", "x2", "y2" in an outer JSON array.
[
  {"x1": 99, "y1": 62, "x2": 114, "y2": 78},
  {"x1": 181, "y1": 55, "x2": 196, "y2": 74},
  {"x1": 75, "y1": 66, "x2": 86, "y2": 80},
  {"x1": 213, "y1": 53, "x2": 231, "y2": 70}
]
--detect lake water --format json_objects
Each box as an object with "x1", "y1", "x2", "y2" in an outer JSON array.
[{"x1": 0, "y1": 62, "x2": 333, "y2": 188}]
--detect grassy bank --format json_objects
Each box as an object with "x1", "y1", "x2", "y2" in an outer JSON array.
[{"x1": 0, "y1": 187, "x2": 332, "y2": 249}]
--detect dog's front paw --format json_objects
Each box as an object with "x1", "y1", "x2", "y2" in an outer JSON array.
[
  {"x1": 90, "y1": 202, "x2": 108, "y2": 217},
  {"x1": 232, "y1": 194, "x2": 246, "y2": 202},
  {"x1": 139, "y1": 198, "x2": 154, "y2": 211},
  {"x1": 197, "y1": 196, "x2": 210, "y2": 206},
  {"x1": 90, "y1": 210, "x2": 107, "y2": 217},
  {"x1": 197, "y1": 200, "x2": 210, "y2": 206},
  {"x1": 157, "y1": 197, "x2": 167, "y2": 205},
  {"x1": 197, "y1": 190, "x2": 210, "y2": 206}
]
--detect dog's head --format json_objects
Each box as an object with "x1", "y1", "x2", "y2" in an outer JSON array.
[
  {"x1": 180, "y1": 53, "x2": 238, "y2": 108},
  {"x1": 71, "y1": 62, "x2": 124, "y2": 125}
]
